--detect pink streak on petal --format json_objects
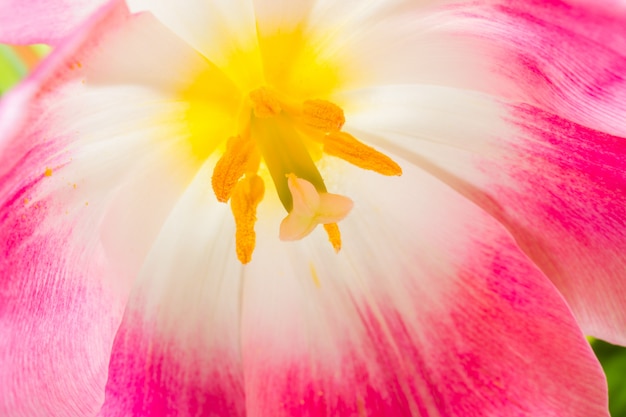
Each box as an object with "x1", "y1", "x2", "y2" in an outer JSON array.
[
  {"x1": 99, "y1": 311, "x2": 246, "y2": 417},
  {"x1": 479, "y1": 104, "x2": 626, "y2": 345},
  {"x1": 454, "y1": 0, "x2": 626, "y2": 135},
  {"x1": 0, "y1": 0, "x2": 111, "y2": 45}
]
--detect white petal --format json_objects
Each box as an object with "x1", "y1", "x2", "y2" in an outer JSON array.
[{"x1": 127, "y1": 0, "x2": 259, "y2": 70}]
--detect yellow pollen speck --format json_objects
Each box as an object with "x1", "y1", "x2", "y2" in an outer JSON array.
[
  {"x1": 212, "y1": 135, "x2": 258, "y2": 202},
  {"x1": 309, "y1": 263, "x2": 321, "y2": 288},
  {"x1": 230, "y1": 174, "x2": 265, "y2": 264},
  {"x1": 324, "y1": 131, "x2": 402, "y2": 176},
  {"x1": 323, "y1": 223, "x2": 342, "y2": 253},
  {"x1": 301, "y1": 99, "x2": 345, "y2": 132},
  {"x1": 44, "y1": 168, "x2": 53, "y2": 177},
  {"x1": 249, "y1": 87, "x2": 282, "y2": 118},
  {"x1": 23, "y1": 198, "x2": 29, "y2": 205}
]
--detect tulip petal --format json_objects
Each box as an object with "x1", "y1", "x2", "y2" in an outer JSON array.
[
  {"x1": 240, "y1": 162, "x2": 608, "y2": 416},
  {"x1": 126, "y1": 0, "x2": 259, "y2": 71},
  {"x1": 98, "y1": 162, "x2": 246, "y2": 417},
  {"x1": 0, "y1": 0, "x2": 111, "y2": 45},
  {"x1": 345, "y1": 81, "x2": 626, "y2": 346},
  {"x1": 340, "y1": 0, "x2": 626, "y2": 345},
  {"x1": 95, "y1": 159, "x2": 608, "y2": 416},
  {"x1": 324, "y1": 0, "x2": 626, "y2": 125},
  {"x1": 444, "y1": 0, "x2": 626, "y2": 136},
  {"x1": 0, "y1": 3, "x2": 214, "y2": 415}
]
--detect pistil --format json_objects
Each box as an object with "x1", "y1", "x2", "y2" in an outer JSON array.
[
  {"x1": 279, "y1": 174, "x2": 353, "y2": 242},
  {"x1": 207, "y1": 83, "x2": 401, "y2": 263}
]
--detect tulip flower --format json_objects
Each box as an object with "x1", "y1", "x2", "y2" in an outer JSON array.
[{"x1": 1, "y1": 0, "x2": 625, "y2": 416}]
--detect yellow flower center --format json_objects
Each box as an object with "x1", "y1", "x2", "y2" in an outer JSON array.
[{"x1": 181, "y1": 25, "x2": 401, "y2": 263}]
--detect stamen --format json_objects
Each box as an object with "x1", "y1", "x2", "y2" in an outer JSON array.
[
  {"x1": 301, "y1": 99, "x2": 345, "y2": 132},
  {"x1": 280, "y1": 174, "x2": 353, "y2": 241},
  {"x1": 230, "y1": 174, "x2": 265, "y2": 264},
  {"x1": 324, "y1": 131, "x2": 402, "y2": 176},
  {"x1": 323, "y1": 223, "x2": 342, "y2": 253},
  {"x1": 249, "y1": 87, "x2": 282, "y2": 118},
  {"x1": 212, "y1": 134, "x2": 258, "y2": 202}
]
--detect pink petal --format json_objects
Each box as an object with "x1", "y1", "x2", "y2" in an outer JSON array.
[
  {"x1": 342, "y1": 0, "x2": 626, "y2": 344},
  {"x1": 239, "y1": 163, "x2": 608, "y2": 416},
  {"x1": 347, "y1": 83, "x2": 626, "y2": 345},
  {"x1": 0, "y1": 2, "x2": 213, "y2": 415},
  {"x1": 0, "y1": 0, "x2": 111, "y2": 45},
  {"x1": 483, "y1": 106, "x2": 626, "y2": 346},
  {"x1": 449, "y1": 0, "x2": 626, "y2": 136},
  {"x1": 0, "y1": 3, "x2": 131, "y2": 415}
]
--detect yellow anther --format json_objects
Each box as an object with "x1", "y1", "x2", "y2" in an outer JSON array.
[
  {"x1": 323, "y1": 223, "x2": 342, "y2": 253},
  {"x1": 324, "y1": 131, "x2": 402, "y2": 176},
  {"x1": 249, "y1": 87, "x2": 282, "y2": 118},
  {"x1": 44, "y1": 168, "x2": 53, "y2": 177},
  {"x1": 212, "y1": 135, "x2": 258, "y2": 202},
  {"x1": 301, "y1": 99, "x2": 345, "y2": 132},
  {"x1": 230, "y1": 174, "x2": 265, "y2": 264}
]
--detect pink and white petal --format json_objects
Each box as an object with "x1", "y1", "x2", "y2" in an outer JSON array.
[
  {"x1": 441, "y1": 0, "x2": 626, "y2": 136},
  {"x1": 0, "y1": 3, "x2": 212, "y2": 416},
  {"x1": 0, "y1": 0, "x2": 109, "y2": 45},
  {"x1": 343, "y1": 84, "x2": 626, "y2": 345},
  {"x1": 99, "y1": 161, "x2": 246, "y2": 417},
  {"x1": 240, "y1": 162, "x2": 608, "y2": 416},
  {"x1": 324, "y1": 0, "x2": 626, "y2": 134}
]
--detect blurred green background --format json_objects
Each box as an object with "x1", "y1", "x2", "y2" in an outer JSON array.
[
  {"x1": 1, "y1": 44, "x2": 625, "y2": 416},
  {"x1": 593, "y1": 340, "x2": 626, "y2": 417}
]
